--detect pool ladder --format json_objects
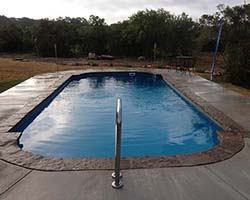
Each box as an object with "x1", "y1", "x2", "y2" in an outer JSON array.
[{"x1": 112, "y1": 98, "x2": 123, "y2": 189}]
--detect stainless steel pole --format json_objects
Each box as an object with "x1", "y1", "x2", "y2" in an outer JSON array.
[
  {"x1": 112, "y1": 98, "x2": 123, "y2": 189},
  {"x1": 54, "y1": 43, "x2": 58, "y2": 77}
]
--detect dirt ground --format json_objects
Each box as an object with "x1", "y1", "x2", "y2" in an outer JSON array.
[
  {"x1": 0, "y1": 54, "x2": 249, "y2": 96},
  {"x1": 0, "y1": 56, "x2": 155, "y2": 92},
  {"x1": 0, "y1": 58, "x2": 82, "y2": 82},
  {"x1": 0, "y1": 55, "x2": 157, "y2": 82}
]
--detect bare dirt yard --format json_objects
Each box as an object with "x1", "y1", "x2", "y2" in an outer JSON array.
[
  {"x1": 0, "y1": 54, "x2": 249, "y2": 96},
  {"x1": 0, "y1": 57, "x2": 84, "y2": 92},
  {"x1": 0, "y1": 55, "x2": 153, "y2": 92}
]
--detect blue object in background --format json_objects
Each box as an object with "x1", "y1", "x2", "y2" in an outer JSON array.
[
  {"x1": 19, "y1": 72, "x2": 221, "y2": 158},
  {"x1": 211, "y1": 19, "x2": 223, "y2": 81}
]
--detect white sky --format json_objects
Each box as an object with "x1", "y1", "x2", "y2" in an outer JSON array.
[{"x1": 0, "y1": 0, "x2": 244, "y2": 24}]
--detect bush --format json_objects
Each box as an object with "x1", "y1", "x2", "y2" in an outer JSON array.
[
  {"x1": 87, "y1": 61, "x2": 99, "y2": 66},
  {"x1": 155, "y1": 62, "x2": 165, "y2": 68},
  {"x1": 222, "y1": 4, "x2": 250, "y2": 87},
  {"x1": 224, "y1": 43, "x2": 250, "y2": 86}
]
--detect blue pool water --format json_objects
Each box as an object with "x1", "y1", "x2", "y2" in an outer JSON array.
[{"x1": 19, "y1": 72, "x2": 221, "y2": 158}]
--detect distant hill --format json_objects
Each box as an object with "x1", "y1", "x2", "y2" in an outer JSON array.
[{"x1": 0, "y1": 15, "x2": 40, "y2": 28}]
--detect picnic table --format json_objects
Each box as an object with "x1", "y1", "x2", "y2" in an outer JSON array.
[{"x1": 175, "y1": 56, "x2": 196, "y2": 72}]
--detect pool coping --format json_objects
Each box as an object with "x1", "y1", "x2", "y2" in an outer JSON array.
[{"x1": 0, "y1": 69, "x2": 246, "y2": 171}]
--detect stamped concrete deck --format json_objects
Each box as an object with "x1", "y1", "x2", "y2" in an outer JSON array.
[{"x1": 0, "y1": 69, "x2": 250, "y2": 199}]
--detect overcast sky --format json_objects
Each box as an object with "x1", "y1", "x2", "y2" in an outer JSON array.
[{"x1": 0, "y1": 0, "x2": 244, "y2": 24}]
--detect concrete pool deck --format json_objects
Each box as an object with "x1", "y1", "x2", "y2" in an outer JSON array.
[
  {"x1": 1, "y1": 139, "x2": 250, "y2": 200},
  {"x1": 0, "y1": 69, "x2": 250, "y2": 199}
]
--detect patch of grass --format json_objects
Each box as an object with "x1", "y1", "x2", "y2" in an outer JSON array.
[
  {"x1": 155, "y1": 62, "x2": 165, "y2": 68},
  {"x1": 152, "y1": 60, "x2": 167, "y2": 69},
  {"x1": 0, "y1": 57, "x2": 86, "y2": 82},
  {"x1": 1, "y1": 55, "x2": 249, "y2": 97},
  {"x1": 0, "y1": 80, "x2": 24, "y2": 93},
  {"x1": 195, "y1": 54, "x2": 225, "y2": 73},
  {"x1": 87, "y1": 61, "x2": 99, "y2": 66},
  {"x1": 0, "y1": 57, "x2": 92, "y2": 91},
  {"x1": 124, "y1": 62, "x2": 133, "y2": 68}
]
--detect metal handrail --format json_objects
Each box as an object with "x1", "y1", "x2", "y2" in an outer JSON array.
[{"x1": 112, "y1": 98, "x2": 123, "y2": 189}]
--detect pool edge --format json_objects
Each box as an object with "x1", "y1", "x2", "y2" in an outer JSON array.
[
  {"x1": 0, "y1": 130, "x2": 244, "y2": 171},
  {"x1": 0, "y1": 69, "x2": 247, "y2": 171}
]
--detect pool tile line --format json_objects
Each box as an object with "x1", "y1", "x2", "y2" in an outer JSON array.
[{"x1": 0, "y1": 130, "x2": 244, "y2": 170}]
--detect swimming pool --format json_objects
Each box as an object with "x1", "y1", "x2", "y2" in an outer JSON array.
[{"x1": 18, "y1": 72, "x2": 221, "y2": 158}]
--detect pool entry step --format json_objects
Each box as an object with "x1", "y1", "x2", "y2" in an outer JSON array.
[{"x1": 112, "y1": 98, "x2": 123, "y2": 189}]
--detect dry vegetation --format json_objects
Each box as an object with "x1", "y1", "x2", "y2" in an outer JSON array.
[
  {"x1": 0, "y1": 58, "x2": 85, "y2": 82},
  {"x1": 0, "y1": 57, "x2": 89, "y2": 92},
  {"x1": 195, "y1": 54, "x2": 225, "y2": 73},
  {"x1": 0, "y1": 56, "x2": 151, "y2": 92},
  {"x1": 0, "y1": 56, "x2": 250, "y2": 96}
]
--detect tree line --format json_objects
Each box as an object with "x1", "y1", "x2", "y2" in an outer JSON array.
[
  {"x1": 199, "y1": 4, "x2": 250, "y2": 86},
  {"x1": 0, "y1": 10, "x2": 199, "y2": 58},
  {"x1": 0, "y1": 4, "x2": 249, "y2": 86}
]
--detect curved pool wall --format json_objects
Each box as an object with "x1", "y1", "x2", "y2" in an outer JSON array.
[{"x1": 13, "y1": 72, "x2": 222, "y2": 158}]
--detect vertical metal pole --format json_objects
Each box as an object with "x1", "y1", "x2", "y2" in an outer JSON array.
[
  {"x1": 112, "y1": 98, "x2": 123, "y2": 189},
  {"x1": 154, "y1": 42, "x2": 157, "y2": 62},
  {"x1": 54, "y1": 43, "x2": 58, "y2": 76},
  {"x1": 210, "y1": 20, "x2": 223, "y2": 81}
]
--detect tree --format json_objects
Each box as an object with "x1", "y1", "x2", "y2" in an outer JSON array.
[
  {"x1": 35, "y1": 19, "x2": 77, "y2": 57},
  {"x1": 0, "y1": 24, "x2": 23, "y2": 52},
  {"x1": 222, "y1": 4, "x2": 250, "y2": 86}
]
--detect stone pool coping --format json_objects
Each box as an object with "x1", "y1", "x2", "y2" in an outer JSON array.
[{"x1": 0, "y1": 69, "x2": 246, "y2": 171}]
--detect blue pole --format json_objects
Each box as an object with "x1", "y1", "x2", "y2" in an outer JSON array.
[{"x1": 210, "y1": 20, "x2": 223, "y2": 81}]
